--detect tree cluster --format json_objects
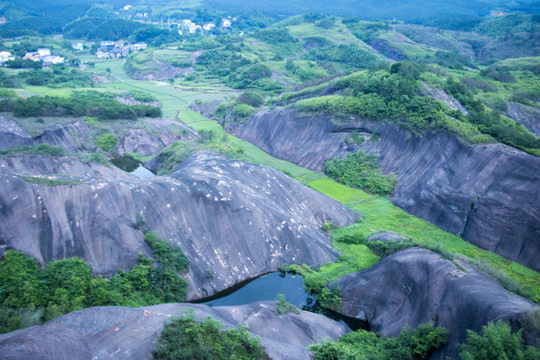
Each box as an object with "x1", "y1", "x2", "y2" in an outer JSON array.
[
  {"x1": 0, "y1": 232, "x2": 189, "y2": 333},
  {"x1": 8, "y1": 91, "x2": 161, "y2": 120}
]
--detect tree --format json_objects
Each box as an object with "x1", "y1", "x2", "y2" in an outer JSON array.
[{"x1": 459, "y1": 320, "x2": 540, "y2": 360}]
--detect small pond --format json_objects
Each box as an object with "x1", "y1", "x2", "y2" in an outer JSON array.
[
  {"x1": 201, "y1": 272, "x2": 313, "y2": 309},
  {"x1": 196, "y1": 272, "x2": 368, "y2": 331},
  {"x1": 111, "y1": 156, "x2": 155, "y2": 178}
]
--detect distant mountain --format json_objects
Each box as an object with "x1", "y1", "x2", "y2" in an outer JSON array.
[{"x1": 204, "y1": 0, "x2": 540, "y2": 22}]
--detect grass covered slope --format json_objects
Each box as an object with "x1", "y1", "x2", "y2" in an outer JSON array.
[{"x1": 308, "y1": 178, "x2": 540, "y2": 303}]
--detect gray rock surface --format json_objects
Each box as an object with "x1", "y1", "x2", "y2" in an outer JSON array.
[
  {"x1": 366, "y1": 231, "x2": 407, "y2": 243},
  {"x1": 423, "y1": 83, "x2": 468, "y2": 114},
  {"x1": 337, "y1": 247, "x2": 539, "y2": 360},
  {"x1": 117, "y1": 118, "x2": 198, "y2": 157},
  {"x1": 0, "y1": 150, "x2": 359, "y2": 300},
  {"x1": 233, "y1": 109, "x2": 362, "y2": 170},
  {"x1": 0, "y1": 115, "x2": 196, "y2": 157},
  {"x1": 506, "y1": 101, "x2": 540, "y2": 137},
  {"x1": 0, "y1": 116, "x2": 33, "y2": 149},
  {"x1": 227, "y1": 109, "x2": 540, "y2": 271},
  {"x1": 0, "y1": 301, "x2": 349, "y2": 360}
]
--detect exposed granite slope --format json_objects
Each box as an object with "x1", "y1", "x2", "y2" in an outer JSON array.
[
  {"x1": 228, "y1": 109, "x2": 540, "y2": 270},
  {"x1": 337, "y1": 247, "x2": 539, "y2": 359},
  {"x1": 0, "y1": 301, "x2": 349, "y2": 360},
  {"x1": 0, "y1": 151, "x2": 359, "y2": 299}
]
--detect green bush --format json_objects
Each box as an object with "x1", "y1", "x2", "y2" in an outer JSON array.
[
  {"x1": 233, "y1": 103, "x2": 255, "y2": 118},
  {"x1": 459, "y1": 320, "x2": 540, "y2": 360},
  {"x1": 11, "y1": 91, "x2": 161, "y2": 120},
  {"x1": 153, "y1": 309, "x2": 266, "y2": 360},
  {"x1": 0, "y1": 232, "x2": 189, "y2": 333},
  {"x1": 276, "y1": 293, "x2": 300, "y2": 315},
  {"x1": 310, "y1": 323, "x2": 448, "y2": 360},
  {"x1": 237, "y1": 92, "x2": 264, "y2": 107},
  {"x1": 324, "y1": 151, "x2": 397, "y2": 196},
  {"x1": 96, "y1": 134, "x2": 118, "y2": 153}
]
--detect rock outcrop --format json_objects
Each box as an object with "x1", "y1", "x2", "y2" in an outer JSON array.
[
  {"x1": 0, "y1": 115, "x2": 196, "y2": 157},
  {"x1": 506, "y1": 101, "x2": 540, "y2": 137},
  {"x1": 227, "y1": 108, "x2": 540, "y2": 271},
  {"x1": 0, "y1": 151, "x2": 359, "y2": 299},
  {"x1": 0, "y1": 117, "x2": 33, "y2": 150},
  {"x1": 337, "y1": 247, "x2": 539, "y2": 360},
  {"x1": 0, "y1": 301, "x2": 349, "y2": 360}
]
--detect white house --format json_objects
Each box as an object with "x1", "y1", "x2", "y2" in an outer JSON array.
[
  {"x1": 96, "y1": 50, "x2": 110, "y2": 59},
  {"x1": 129, "y1": 42, "x2": 147, "y2": 52},
  {"x1": 37, "y1": 48, "x2": 51, "y2": 57},
  {"x1": 23, "y1": 52, "x2": 41, "y2": 61},
  {"x1": 71, "y1": 42, "x2": 83, "y2": 51},
  {"x1": 221, "y1": 19, "x2": 231, "y2": 28},
  {"x1": 0, "y1": 51, "x2": 14, "y2": 62},
  {"x1": 42, "y1": 55, "x2": 64, "y2": 65},
  {"x1": 188, "y1": 23, "x2": 201, "y2": 34},
  {"x1": 203, "y1": 23, "x2": 216, "y2": 31}
]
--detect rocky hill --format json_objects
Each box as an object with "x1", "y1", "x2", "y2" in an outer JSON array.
[
  {"x1": 0, "y1": 301, "x2": 348, "y2": 360},
  {"x1": 226, "y1": 108, "x2": 540, "y2": 271},
  {"x1": 337, "y1": 247, "x2": 539, "y2": 359},
  {"x1": 0, "y1": 143, "x2": 359, "y2": 299}
]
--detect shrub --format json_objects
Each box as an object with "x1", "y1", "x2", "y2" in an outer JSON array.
[
  {"x1": 276, "y1": 293, "x2": 300, "y2": 315},
  {"x1": 153, "y1": 309, "x2": 266, "y2": 360},
  {"x1": 232, "y1": 103, "x2": 255, "y2": 118},
  {"x1": 310, "y1": 323, "x2": 448, "y2": 360},
  {"x1": 95, "y1": 134, "x2": 118, "y2": 153},
  {"x1": 324, "y1": 151, "x2": 397, "y2": 195},
  {"x1": 0, "y1": 232, "x2": 190, "y2": 333},
  {"x1": 237, "y1": 92, "x2": 263, "y2": 107},
  {"x1": 459, "y1": 320, "x2": 540, "y2": 360}
]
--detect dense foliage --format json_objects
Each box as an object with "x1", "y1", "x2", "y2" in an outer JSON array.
[
  {"x1": 324, "y1": 152, "x2": 397, "y2": 195},
  {"x1": 310, "y1": 323, "x2": 449, "y2": 360},
  {"x1": 444, "y1": 78, "x2": 540, "y2": 154},
  {"x1": 459, "y1": 320, "x2": 540, "y2": 360},
  {"x1": 195, "y1": 45, "x2": 282, "y2": 92},
  {"x1": 16, "y1": 66, "x2": 93, "y2": 88},
  {"x1": 296, "y1": 69, "x2": 456, "y2": 136},
  {"x1": 295, "y1": 64, "x2": 540, "y2": 155},
  {"x1": 63, "y1": 17, "x2": 150, "y2": 41},
  {"x1": 95, "y1": 134, "x2": 118, "y2": 152},
  {"x1": 153, "y1": 309, "x2": 267, "y2": 360},
  {"x1": 306, "y1": 44, "x2": 381, "y2": 70},
  {"x1": 0, "y1": 232, "x2": 188, "y2": 333},
  {"x1": 8, "y1": 91, "x2": 161, "y2": 120}
]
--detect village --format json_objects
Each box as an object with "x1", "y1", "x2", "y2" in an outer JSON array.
[{"x1": 0, "y1": 1, "x2": 241, "y2": 68}]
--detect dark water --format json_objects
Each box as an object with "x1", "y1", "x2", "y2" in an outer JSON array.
[
  {"x1": 201, "y1": 272, "x2": 313, "y2": 309},
  {"x1": 111, "y1": 156, "x2": 155, "y2": 178},
  {"x1": 196, "y1": 272, "x2": 368, "y2": 331}
]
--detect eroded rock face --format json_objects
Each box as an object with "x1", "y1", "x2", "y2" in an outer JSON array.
[
  {"x1": 506, "y1": 102, "x2": 540, "y2": 137},
  {"x1": 337, "y1": 248, "x2": 539, "y2": 359},
  {"x1": 0, "y1": 115, "x2": 196, "y2": 157},
  {"x1": 0, "y1": 151, "x2": 359, "y2": 299},
  {"x1": 0, "y1": 117, "x2": 33, "y2": 150},
  {"x1": 227, "y1": 109, "x2": 540, "y2": 271},
  {"x1": 232, "y1": 109, "x2": 362, "y2": 171},
  {"x1": 0, "y1": 301, "x2": 349, "y2": 360}
]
